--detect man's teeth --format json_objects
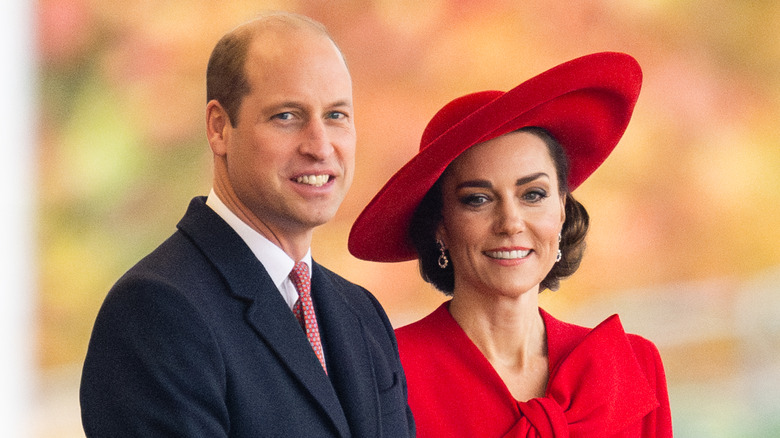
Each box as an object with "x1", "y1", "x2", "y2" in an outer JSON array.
[
  {"x1": 296, "y1": 175, "x2": 329, "y2": 187},
  {"x1": 486, "y1": 249, "x2": 530, "y2": 259}
]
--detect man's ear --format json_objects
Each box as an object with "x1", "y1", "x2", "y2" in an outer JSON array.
[{"x1": 206, "y1": 100, "x2": 230, "y2": 156}]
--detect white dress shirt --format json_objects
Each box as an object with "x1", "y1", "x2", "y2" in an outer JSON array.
[{"x1": 206, "y1": 189, "x2": 311, "y2": 310}]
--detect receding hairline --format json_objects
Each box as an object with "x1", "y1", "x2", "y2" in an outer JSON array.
[
  {"x1": 205, "y1": 12, "x2": 349, "y2": 126},
  {"x1": 226, "y1": 12, "x2": 345, "y2": 61}
]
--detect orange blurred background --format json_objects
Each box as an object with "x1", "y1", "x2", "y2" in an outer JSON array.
[{"x1": 36, "y1": 1, "x2": 780, "y2": 436}]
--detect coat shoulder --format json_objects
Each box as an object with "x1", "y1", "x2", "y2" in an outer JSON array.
[{"x1": 313, "y1": 263, "x2": 388, "y2": 318}]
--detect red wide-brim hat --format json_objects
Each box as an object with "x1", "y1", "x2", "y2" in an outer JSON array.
[{"x1": 349, "y1": 52, "x2": 642, "y2": 262}]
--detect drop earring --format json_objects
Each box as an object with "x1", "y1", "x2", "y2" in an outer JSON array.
[
  {"x1": 556, "y1": 233, "x2": 562, "y2": 262},
  {"x1": 436, "y1": 239, "x2": 449, "y2": 269}
]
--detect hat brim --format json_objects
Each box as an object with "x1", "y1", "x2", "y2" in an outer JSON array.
[{"x1": 349, "y1": 52, "x2": 642, "y2": 262}]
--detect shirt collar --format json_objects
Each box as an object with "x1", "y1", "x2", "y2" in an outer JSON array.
[{"x1": 206, "y1": 189, "x2": 312, "y2": 296}]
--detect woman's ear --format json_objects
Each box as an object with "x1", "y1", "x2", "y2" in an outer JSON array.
[
  {"x1": 559, "y1": 193, "x2": 567, "y2": 224},
  {"x1": 435, "y1": 224, "x2": 448, "y2": 248}
]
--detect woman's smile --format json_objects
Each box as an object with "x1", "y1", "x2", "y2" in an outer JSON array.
[{"x1": 484, "y1": 248, "x2": 532, "y2": 260}]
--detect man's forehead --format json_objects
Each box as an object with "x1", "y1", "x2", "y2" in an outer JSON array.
[{"x1": 240, "y1": 16, "x2": 330, "y2": 49}]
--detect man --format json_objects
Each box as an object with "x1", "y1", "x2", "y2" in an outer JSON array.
[{"x1": 80, "y1": 12, "x2": 414, "y2": 437}]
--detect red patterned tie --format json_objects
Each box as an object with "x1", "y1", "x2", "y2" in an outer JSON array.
[{"x1": 289, "y1": 261, "x2": 327, "y2": 374}]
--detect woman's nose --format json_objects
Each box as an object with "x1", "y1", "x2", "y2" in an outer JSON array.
[{"x1": 494, "y1": 201, "x2": 525, "y2": 235}]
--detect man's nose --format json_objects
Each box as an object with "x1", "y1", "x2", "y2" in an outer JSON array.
[{"x1": 299, "y1": 119, "x2": 334, "y2": 160}]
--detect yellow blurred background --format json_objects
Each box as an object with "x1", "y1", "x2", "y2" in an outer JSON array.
[{"x1": 31, "y1": 0, "x2": 780, "y2": 436}]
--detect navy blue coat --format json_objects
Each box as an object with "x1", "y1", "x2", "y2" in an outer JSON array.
[{"x1": 80, "y1": 197, "x2": 415, "y2": 437}]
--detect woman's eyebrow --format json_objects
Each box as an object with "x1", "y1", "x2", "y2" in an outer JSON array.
[
  {"x1": 516, "y1": 172, "x2": 549, "y2": 186},
  {"x1": 455, "y1": 179, "x2": 491, "y2": 190},
  {"x1": 455, "y1": 172, "x2": 549, "y2": 190}
]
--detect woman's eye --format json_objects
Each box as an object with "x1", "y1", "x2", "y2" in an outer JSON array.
[
  {"x1": 460, "y1": 194, "x2": 490, "y2": 207},
  {"x1": 523, "y1": 189, "x2": 549, "y2": 203}
]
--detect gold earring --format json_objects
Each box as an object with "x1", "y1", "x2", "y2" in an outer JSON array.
[
  {"x1": 436, "y1": 239, "x2": 449, "y2": 269},
  {"x1": 556, "y1": 233, "x2": 562, "y2": 262}
]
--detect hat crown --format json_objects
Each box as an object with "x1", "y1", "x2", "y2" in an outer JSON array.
[{"x1": 420, "y1": 91, "x2": 502, "y2": 152}]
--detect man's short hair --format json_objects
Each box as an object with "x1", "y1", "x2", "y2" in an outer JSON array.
[{"x1": 205, "y1": 12, "x2": 342, "y2": 127}]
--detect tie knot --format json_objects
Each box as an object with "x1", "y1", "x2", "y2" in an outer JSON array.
[{"x1": 289, "y1": 261, "x2": 311, "y2": 297}]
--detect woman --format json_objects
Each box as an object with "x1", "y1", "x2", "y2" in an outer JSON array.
[{"x1": 349, "y1": 52, "x2": 673, "y2": 437}]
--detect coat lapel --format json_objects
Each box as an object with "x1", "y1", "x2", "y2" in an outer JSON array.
[
  {"x1": 311, "y1": 263, "x2": 380, "y2": 437},
  {"x1": 176, "y1": 197, "x2": 351, "y2": 436},
  {"x1": 241, "y1": 287, "x2": 351, "y2": 436}
]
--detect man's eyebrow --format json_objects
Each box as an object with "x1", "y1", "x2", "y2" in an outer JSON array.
[
  {"x1": 266, "y1": 101, "x2": 304, "y2": 111},
  {"x1": 327, "y1": 99, "x2": 353, "y2": 109},
  {"x1": 264, "y1": 100, "x2": 352, "y2": 113}
]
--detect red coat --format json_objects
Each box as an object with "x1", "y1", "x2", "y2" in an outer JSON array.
[{"x1": 395, "y1": 302, "x2": 673, "y2": 437}]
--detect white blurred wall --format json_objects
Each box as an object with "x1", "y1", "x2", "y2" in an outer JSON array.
[{"x1": 0, "y1": 1, "x2": 35, "y2": 436}]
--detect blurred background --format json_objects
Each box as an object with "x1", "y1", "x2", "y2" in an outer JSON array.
[{"x1": 16, "y1": 0, "x2": 780, "y2": 436}]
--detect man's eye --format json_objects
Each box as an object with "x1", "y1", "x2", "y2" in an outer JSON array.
[
  {"x1": 327, "y1": 111, "x2": 346, "y2": 120},
  {"x1": 273, "y1": 112, "x2": 294, "y2": 120}
]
